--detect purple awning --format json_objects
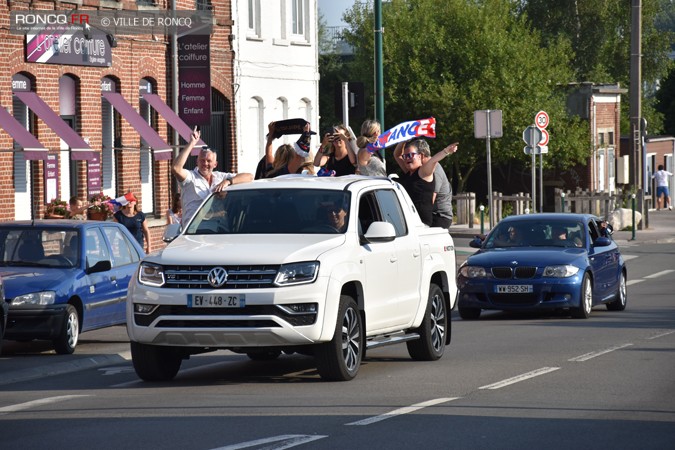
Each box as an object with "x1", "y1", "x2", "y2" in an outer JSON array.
[
  {"x1": 142, "y1": 93, "x2": 206, "y2": 155},
  {"x1": 13, "y1": 91, "x2": 95, "y2": 160},
  {"x1": 102, "y1": 92, "x2": 172, "y2": 161},
  {"x1": 0, "y1": 105, "x2": 48, "y2": 160}
]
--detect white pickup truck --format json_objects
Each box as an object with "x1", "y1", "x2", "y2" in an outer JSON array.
[{"x1": 127, "y1": 175, "x2": 457, "y2": 381}]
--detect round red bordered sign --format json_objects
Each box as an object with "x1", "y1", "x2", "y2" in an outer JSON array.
[
  {"x1": 535, "y1": 111, "x2": 549, "y2": 130},
  {"x1": 539, "y1": 129, "x2": 549, "y2": 146}
]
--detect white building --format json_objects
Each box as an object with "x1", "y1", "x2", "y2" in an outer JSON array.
[{"x1": 232, "y1": 0, "x2": 320, "y2": 173}]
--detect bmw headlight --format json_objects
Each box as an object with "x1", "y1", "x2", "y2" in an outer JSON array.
[
  {"x1": 275, "y1": 262, "x2": 319, "y2": 286},
  {"x1": 12, "y1": 291, "x2": 56, "y2": 306},
  {"x1": 543, "y1": 265, "x2": 579, "y2": 278},
  {"x1": 138, "y1": 262, "x2": 165, "y2": 287},
  {"x1": 459, "y1": 266, "x2": 487, "y2": 278}
]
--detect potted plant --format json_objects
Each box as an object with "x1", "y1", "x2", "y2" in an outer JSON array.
[
  {"x1": 45, "y1": 198, "x2": 68, "y2": 219},
  {"x1": 88, "y1": 193, "x2": 114, "y2": 220}
]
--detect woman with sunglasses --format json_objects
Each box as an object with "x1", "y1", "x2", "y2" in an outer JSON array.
[
  {"x1": 113, "y1": 192, "x2": 151, "y2": 253},
  {"x1": 394, "y1": 138, "x2": 458, "y2": 226},
  {"x1": 314, "y1": 124, "x2": 357, "y2": 176}
]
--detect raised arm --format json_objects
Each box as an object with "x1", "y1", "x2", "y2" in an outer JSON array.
[
  {"x1": 265, "y1": 122, "x2": 276, "y2": 164},
  {"x1": 172, "y1": 127, "x2": 200, "y2": 183},
  {"x1": 393, "y1": 142, "x2": 407, "y2": 172}
]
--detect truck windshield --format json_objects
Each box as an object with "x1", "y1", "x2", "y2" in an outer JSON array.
[{"x1": 186, "y1": 189, "x2": 351, "y2": 235}]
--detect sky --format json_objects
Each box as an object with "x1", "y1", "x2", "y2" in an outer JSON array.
[{"x1": 318, "y1": 0, "x2": 354, "y2": 27}]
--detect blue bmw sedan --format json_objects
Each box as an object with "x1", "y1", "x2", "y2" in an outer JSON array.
[
  {"x1": 0, "y1": 220, "x2": 145, "y2": 353},
  {"x1": 457, "y1": 213, "x2": 627, "y2": 320}
]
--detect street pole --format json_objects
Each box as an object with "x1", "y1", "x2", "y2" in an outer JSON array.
[
  {"x1": 485, "y1": 110, "x2": 493, "y2": 228},
  {"x1": 539, "y1": 152, "x2": 543, "y2": 212},
  {"x1": 341, "y1": 82, "x2": 349, "y2": 129},
  {"x1": 374, "y1": 0, "x2": 384, "y2": 129},
  {"x1": 530, "y1": 126, "x2": 537, "y2": 213}
]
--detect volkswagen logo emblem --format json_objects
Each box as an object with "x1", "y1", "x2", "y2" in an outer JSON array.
[{"x1": 207, "y1": 267, "x2": 228, "y2": 287}]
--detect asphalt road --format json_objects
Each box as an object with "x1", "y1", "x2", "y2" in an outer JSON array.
[{"x1": 1, "y1": 241, "x2": 674, "y2": 450}]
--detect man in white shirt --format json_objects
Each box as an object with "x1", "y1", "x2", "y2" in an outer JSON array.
[
  {"x1": 172, "y1": 128, "x2": 253, "y2": 224},
  {"x1": 652, "y1": 164, "x2": 673, "y2": 211}
]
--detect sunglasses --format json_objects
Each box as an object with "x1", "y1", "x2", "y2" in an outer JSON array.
[{"x1": 401, "y1": 152, "x2": 419, "y2": 160}]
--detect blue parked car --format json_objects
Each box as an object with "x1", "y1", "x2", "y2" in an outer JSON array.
[
  {"x1": 457, "y1": 213, "x2": 627, "y2": 320},
  {"x1": 0, "y1": 220, "x2": 145, "y2": 354}
]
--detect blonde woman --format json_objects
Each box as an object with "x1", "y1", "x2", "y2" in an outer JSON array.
[
  {"x1": 314, "y1": 124, "x2": 357, "y2": 176},
  {"x1": 356, "y1": 119, "x2": 386, "y2": 176}
]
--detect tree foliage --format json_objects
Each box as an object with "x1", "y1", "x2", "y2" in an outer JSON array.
[
  {"x1": 519, "y1": 0, "x2": 674, "y2": 134},
  {"x1": 342, "y1": 0, "x2": 589, "y2": 192}
]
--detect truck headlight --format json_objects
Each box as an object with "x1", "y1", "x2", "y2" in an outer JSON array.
[
  {"x1": 12, "y1": 291, "x2": 56, "y2": 306},
  {"x1": 543, "y1": 265, "x2": 579, "y2": 278},
  {"x1": 138, "y1": 262, "x2": 165, "y2": 287},
  {"x1": 275, "y1": 262, "x2": 319, "y2": 286}
]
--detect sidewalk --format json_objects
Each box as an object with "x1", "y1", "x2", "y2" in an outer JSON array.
[{"x1": 449, "y1": 209, "x2": 675, "y2": 245}]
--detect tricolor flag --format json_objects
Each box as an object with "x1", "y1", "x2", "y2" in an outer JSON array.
[{"x1": 107, "y1": 192, "x2": 137, "y2": 208}]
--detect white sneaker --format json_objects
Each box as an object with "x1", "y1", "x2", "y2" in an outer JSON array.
[{"x1": 669, "y1": 206, "x2": 673, "y2": 211}]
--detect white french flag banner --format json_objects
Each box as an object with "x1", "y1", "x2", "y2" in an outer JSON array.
[{"x1": 367, "y1": 117, "x2": 436, "y2": 153}]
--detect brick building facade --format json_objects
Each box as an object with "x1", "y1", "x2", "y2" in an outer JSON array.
[{"x1": 0, "y1": 1, "x2": 236, "y2": 251}]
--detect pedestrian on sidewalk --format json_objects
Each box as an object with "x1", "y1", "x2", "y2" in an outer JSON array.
[{"x1": 652, "y1": 165, "x2": 673, "y2": 211}]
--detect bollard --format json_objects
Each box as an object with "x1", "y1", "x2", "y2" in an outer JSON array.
[
  {"x1": 561, "y1": 192, "x2": 565, "y2": 213},
  {"x1": 631, "y1": 194, "x2": 636, "y2": 241},
  {"x1": 479, "y1": 205, "x2": 485, "y2": 235}
]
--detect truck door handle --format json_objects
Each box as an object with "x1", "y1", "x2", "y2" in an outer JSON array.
[
  {"x1": 412, "y1": 249, "x2": 420, "y2": 258},
  {"x1": 390, "y1": 256, "x2": 398, "y2": 263}
]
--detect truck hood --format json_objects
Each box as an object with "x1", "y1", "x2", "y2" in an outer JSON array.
[
  {"x1": 148, "y1": 234, "x2": 347, "y2": 265},
  {"x1": 0, "y1": 267, "x2": 77, "y2": 298}
]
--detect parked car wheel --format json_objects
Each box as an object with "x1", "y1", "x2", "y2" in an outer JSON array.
[
  {"x1": 53, "y1": 304, "x2": 79, "y2": 354},
  {"x1": 606, "y1": 271, "x2": 627, "y2": 311},
  {"x1": 458, "y1": 305, "x2": 481, "y2": 320},
  {"x1": 571, "y1": 273, "x2": 593, "y2": 319},
  {"x1": 315, "y1": 295, "x2": 363, "y2": 381},
  {"x1": 407, "y1": 283, "x2": 446, "y2": 361},
  {"x1": 131, "y1": 341, "x2": 182, "y2": 381}
]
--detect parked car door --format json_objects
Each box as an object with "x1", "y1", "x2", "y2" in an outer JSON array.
[
  {"x1": 101, "y1": 226, "x2": 143, "y2": 322},
  {"x1": 82, "y1": 227, "x2": 118, "y2": 329}
]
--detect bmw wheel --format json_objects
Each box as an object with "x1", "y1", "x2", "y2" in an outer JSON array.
[
  {"x1": 571, "y1": 273, "x2": 593, "y2": 319},
  {"x1": 607, "y1": 271, "x2": 627, "y2": 311}
]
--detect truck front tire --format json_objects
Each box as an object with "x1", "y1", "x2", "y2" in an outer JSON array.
[
  {"x1": 315, "y1": 295, "x2": 363, "y2": 381},
  {"x1": 131, "y1": 341, "x2": 182, "y2": 381}
]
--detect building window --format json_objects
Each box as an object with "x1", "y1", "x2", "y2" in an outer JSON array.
[
  {"x1": 139, "y1": 78, "x2": 156, "y2": 215},
  {"x1": 291, "y1": 0, "x2": 306, "y2": 37},
  {"x1": 249, "y1": 97, "x2": 264, "y2": 159},
  {"x1": 608, "y1": 131, "x2": 614, "y2": 146},
  {"x1": 598, "y1": 132, "x2": 605, "y2": 146},
  {"x1": 248, "y1": 0, "x2": 261, "y2": 38}
]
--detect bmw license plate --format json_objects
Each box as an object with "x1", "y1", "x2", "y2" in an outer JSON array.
[
  {"x1": 188, "y1": 294, "x2": 246, "y2": 308},
  {"x1": 496, "y1": 285, "x2": 533, "y2": 294}
]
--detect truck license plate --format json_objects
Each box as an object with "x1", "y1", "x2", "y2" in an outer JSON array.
[
  {"x1": 188, "y1": 294, "x2": 246, "y2": 308},
  {"x1": 495, "y1": 285, "x2": 533, "y2": 294}
]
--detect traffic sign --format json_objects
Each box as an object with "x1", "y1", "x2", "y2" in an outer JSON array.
[
  {"x1": 522, "y1": 125, "x2": 542, "y2": 147},
  {"x1": 535, "y1": 110, "x2": 549, "y2": 129},
  {"x1": 539, "y1": 129, "x2": 549, "y2": 146}
]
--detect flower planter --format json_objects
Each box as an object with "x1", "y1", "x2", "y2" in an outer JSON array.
[{"x1": 88, "y1": 211, "x2": 109, "y2": 221}]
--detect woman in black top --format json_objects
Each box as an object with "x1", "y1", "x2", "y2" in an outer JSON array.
[
  {"x1": 314, "y1": 124, "x2": 357, "y2": 176},
  {"x1": 394, "y1": 138, "x2": 458, "y2": 227},
  {"x1": 113, "y1": 193, "x2": 151, "y2": 253}
]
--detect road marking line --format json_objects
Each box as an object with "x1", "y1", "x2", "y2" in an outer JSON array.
[
  {"x1": 478, "y1": 367, "x2": 559, "y2": 390},
  {"x1": 210, "y1": 434, "x2": 327, "y2": 450},
  {"x1": 626, "y1": 279, "x2": 644, "y2": 286},
  {"x1": 568, "y1": 343, "x2": 633, "y2": 362},
  {"x1": 644, "y1": 270, "x2": 675, "y2": 279},
  {"x1": 345, "y1": 397, "x2": 459, "y2": 426},
  {"x1": 647, "y1": 330, "x2": 675, "y2": 340},
  {"x1": 0, "y1": 395, "x2": 91, "y2": 415},
  {"x1": 622, "y1": 254, "x2": 638, "y2": 261}
]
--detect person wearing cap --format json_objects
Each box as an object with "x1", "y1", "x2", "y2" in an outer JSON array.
[
  {"x1": 172, "y1": 127, "x2": 253, "y2": 224},
  {"x1": 112, "y1": 192, "x2": 151, "y2": 253},
  {"x1": 314, "y1": 124, "x2": 357, "y2": 176}
]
